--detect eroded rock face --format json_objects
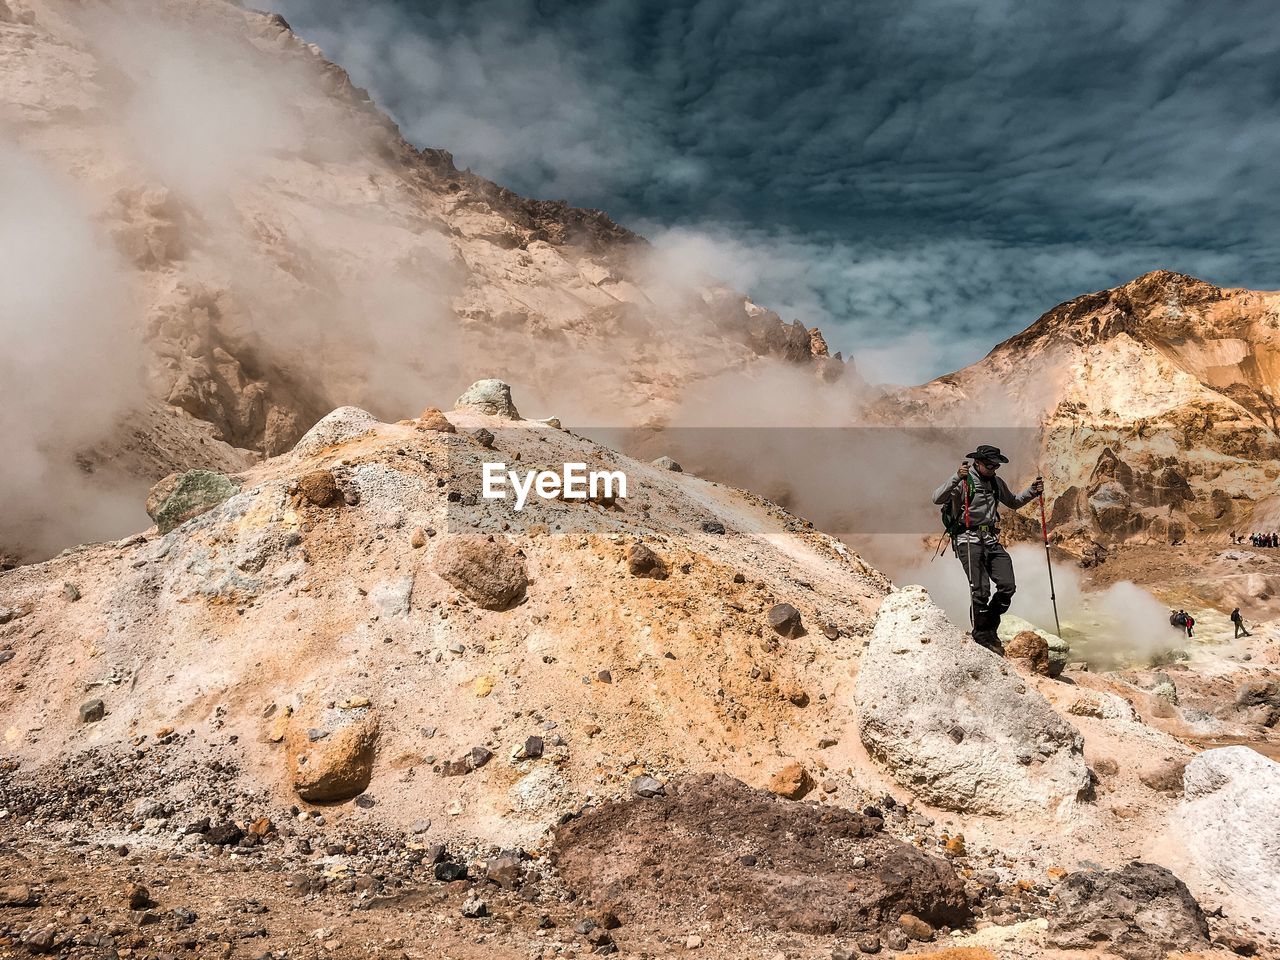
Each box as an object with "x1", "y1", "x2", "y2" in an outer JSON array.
[
  {"x1": 856, "y1": 586, "x2": 1090, "y2": 816},
  {"x1": 146, "y1": 470, "x2": 240, "y2": 534},
  {"x1": 454, "y1": 379, "x2": 520, "y2": 419},
  {"x1": 1046, "y1": 862, "x2": 1209, "y2": 959},
  {"x1": 551, "y1": 774, "x2": 970, "y2": 936},
  {"x1": 1179, "y1": 747, "x2": 1280, "y2": 936},
  {"x1": 434, "y1": 534, "x2": 528, "y2": 610},
  {"x1": 287, "y1": 704, "x2": 380, "y2": 802}
]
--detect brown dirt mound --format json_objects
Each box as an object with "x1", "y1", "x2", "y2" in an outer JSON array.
[{"x1": 551, "y1": 773, "x2": 971, "y2": 936}]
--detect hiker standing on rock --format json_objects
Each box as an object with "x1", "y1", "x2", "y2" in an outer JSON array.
[{"x1": 933, "y1": 445, "x2": 1043, "y2": 655}]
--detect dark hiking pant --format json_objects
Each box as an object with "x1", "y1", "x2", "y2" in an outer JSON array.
[
  {"x1": 1235, "y1": 622, "x2": 1251, "y2": 638},
  {"x1": 954, "y1": 533, "x2": 1016, "y2": 635}
]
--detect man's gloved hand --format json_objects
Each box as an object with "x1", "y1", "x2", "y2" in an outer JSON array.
[{"x1": 1030, "y1": 477, "x2": 1045, "y2": 495}]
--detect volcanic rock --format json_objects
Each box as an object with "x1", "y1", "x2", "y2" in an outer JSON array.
[
  {"x1": 418, "y1": 407, "x2": 456, "y2": 433},
  {"x1": 146, "y1": 470, "x2": 240, "y2": 534},
  {"x1": 552, "y1": 774, "x2": 970, "y2": 936},
  {"x1": 856, "y1": 586, "x2": 1090, "y2": 816},
  {"x1": 651, "y1": 456, "x2": 683, "y2": 472},
  {"x1": 298, "y1": 470, "x2": 340, "y2": 507},
  {"x1": 287, "y1": 706, "x2": 380, "y2": 802},
  {"x1": 454, "y1": 379, "x2": 520, "y2": 419},
  {"x1": 626, "y1": 542, "x2": 669, "y2": 579},
  {"x1": 434, "y1": 535, "x2": 528, "y2": 610},
  {"x1": 1137, "y1": 758, "x2": 1188, "y2": 795},
  {"x1": 1004, "y1": 631, "x2": 1050, "y2": 675},
  {"x1": 78, "y1": 699, "x2": 105, "y2": 723},
  {"x1": 1046, "y1": 862, "x2": 1209, "y2": 959},
  {"x1": 766, "y1": 761, "x2": 814, "y2": 800},
  {"x1": 767, "y1": 603, "x2": 803, "y2": 638},
  {"x1": 1179, "y1": 747, "x2": 1280, "y2": 936}
]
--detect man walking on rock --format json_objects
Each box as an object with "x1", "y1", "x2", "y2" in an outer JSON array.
[
  {"x1": 933, "y1": 444, "x2": 1044, "y2": 655},
  {"x1": 1231, "y1": 607, "x2": 1251, "y2": 638}
]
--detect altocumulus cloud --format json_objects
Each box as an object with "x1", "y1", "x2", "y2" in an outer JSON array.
[{"x1": 272, "y1": 0, "x2": 1280, "y2": 382}]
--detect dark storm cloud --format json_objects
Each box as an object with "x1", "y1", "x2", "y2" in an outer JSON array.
[{"x1": 273, "y1": 0, "x2": 1280, "y2": 382}]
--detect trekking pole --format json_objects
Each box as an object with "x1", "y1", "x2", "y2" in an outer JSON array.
[
  {"x1": 963, "y1": 462, "x2": 975, "y2": 630},
  {"x1": 1037, "y1": 474, "x2": 1063, "y2": 638}
]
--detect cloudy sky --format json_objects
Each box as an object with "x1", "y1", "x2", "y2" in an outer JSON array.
[{"x1": 274, "y1": 0, "x2": 1280, "y2": 382}]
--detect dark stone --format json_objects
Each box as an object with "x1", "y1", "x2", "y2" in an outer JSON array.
[
  {"x1": 626, "y1": 542, "x2": 669, "y2": 580},
  {"x1": 469, "y1": 746, "x2": 493, "y2": 769},
  {"x1": 1046, "y1": 862, "x2": 1209, "y2": 959},
  {"x1": 126, "y1": 884, "x2": 152, "y2": 910},
  {"x1": 204, "y1": 822, "x2": 245, "y2": 846},
  {"x1": 522, "y1": 736, "x2": 544, "y2": 759},
  {"x1": 597, "y1": 670, "x2": 612, "y2": 684},
  {"x1": 435, "y1": 861, "x2": 468, "y2": 882},
  {"x1": 767, "y1": 603, "x2": 804, "y2": 638},
  {"x1": 700, "y1": 520, "x2": 726, "y2": 534},
  {"x1": 79, "y1": 699, "x2": 105, "y2": 723},
  {"x1": 471, "y1": 428, "x2": 495, "y2": 448},
  {"x1": 182, "y1": 817, "x2": 210, "y2": 836}
]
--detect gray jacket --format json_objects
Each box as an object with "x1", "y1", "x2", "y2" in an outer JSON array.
[{"x1": 933, "y1": 469, "x2": 1037, "y2": 530}]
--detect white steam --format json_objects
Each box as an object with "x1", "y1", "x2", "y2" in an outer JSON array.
[{"x1": 0, "y1": 143, "x2": 147, "y2": 555}]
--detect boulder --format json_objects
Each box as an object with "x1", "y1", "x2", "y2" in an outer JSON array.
[
  {"x1": 766, "y1": 761, "x2": 814, "y2": 800},
  {"x1": 1234, "y1": 681, "x2": 1280, "y2": 726},
  {"x1": 434, "y1": 535, "x2": 528, "y2": 610},
  {"x1": 292, "y1": 407, "x2": 380, "y2": 458},
  {"x1": 146, "y1": 470, "x2": 239, "y2": 534},
  {"x1": 1046, "y1": 862, "x2": 1209, "y2": 959},
  {"x1": 1004, "y1": 631, "x2": 1050, "y2": 675},
  {"x1": 626, "y1": 542, "x2": 669, "y2": 580},
  {"x1": 419, "y1": 407, "x2": 456, "y2": 433},
  {"x1": 79, "y1": 699, "x2": 105, "y2": 723},
  {"x1": 287, "y1": 706, "x2": 380, "y2": 802},
  {"x1": 998, "y1": 615, "x2": 1068, "y2": 677},
  {"x1": 1179, "y1": 747, "x2": 1280, "y2": 936},
  {"x1": 454, "y1": 379, "x2": 521, "y2": 419},
  {"x1": 651, "y1": 456, "x2": 683, "y2": 472},
  {"x1": 298, "y1": 470, "x2": 340, "y2": 507},
  {"x1": 767, "y1": 603, "x2": 804, "y2": 638},
  {"x1": 856, "y1": 586, "x2": 1090, "y2": 816}
]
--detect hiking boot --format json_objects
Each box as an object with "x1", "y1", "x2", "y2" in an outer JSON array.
[{"x1": 972, "y1": 630, "x2": 1005, "y2": 656}]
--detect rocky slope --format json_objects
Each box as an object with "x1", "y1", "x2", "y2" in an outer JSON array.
[
  {"x1": 0, "y1": 0, "x2": 851, "y2": 559},
  {"x1": 879, "y1": 270, "x2": 1280, "y2": 549},
  {"x1": 3, "y1": 381, "x2": 1278, "y2": 957}
]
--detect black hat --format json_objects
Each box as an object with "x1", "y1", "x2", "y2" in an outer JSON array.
[{"x1": 966, "y1": 444, "x2": 1009, "y2": 464}]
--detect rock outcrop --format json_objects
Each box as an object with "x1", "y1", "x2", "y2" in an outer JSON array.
[
  {"x1": 856, "y1": 586, "x2": 1090, "y2": 816},
  {"x1": 1045, "y1": 862, "x2": 1209, "y2": 959},
  {"x1": 1179, "y1": 746, "x2": 1280, "y2": 936}
]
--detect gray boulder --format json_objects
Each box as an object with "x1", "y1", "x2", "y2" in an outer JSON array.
[
  {"x1": 292, "y1": 406, "x2": 380, "y2": 458},
  {"x1": 454, "y1": 379, "x2": 521, "y2": 419},
  {"x1": 1046, "y1": 862, "x2": 1208, "y2": 959},
  {"x1": 1179, "y1": 746, "x2": 1280, "y2": 936},
  {"x1": 856, "y1": 586, "x2": 1090, "y2": 816}
]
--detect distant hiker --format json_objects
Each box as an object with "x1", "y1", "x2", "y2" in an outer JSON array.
[
  {"x1": 933, "y1": 444, "x2": 1044, "y2": 655},
  {"x1": 1231, "y1": 607, "x2": 1252, "y2": 638},
  {"x1": 1184, "y1": 612, "x2": 1195, "y2": 638},
  {"x1": 1169, "y1": 610, "x2": 1182, "y2": 628}
]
